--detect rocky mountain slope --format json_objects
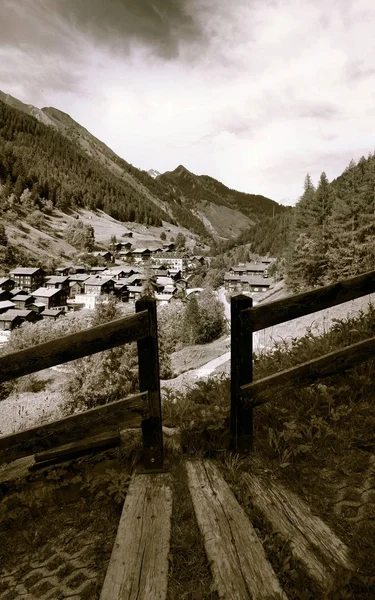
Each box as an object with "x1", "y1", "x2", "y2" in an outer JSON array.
[{"x1": 0, "y1": 90, "x2": 284, "y2": 240}]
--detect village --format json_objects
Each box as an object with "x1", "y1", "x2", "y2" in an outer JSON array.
[{"x1": 0, "y1": 236, "x2": 276, "y2": 331}]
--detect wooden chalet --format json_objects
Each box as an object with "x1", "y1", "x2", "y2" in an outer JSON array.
[
  {"x1": 45, "y1": 276, "x2": 70, "y2": 294},
  {"x1": 0, "y1": 312, "x2": 22, "y2": 330},
  {"x1": 162, "y1": 242, "x2": 175, "y2": 252},
  {"x1": 14, "y1": 309, "x2": 42, "y2": 324},
  {"x1": 102, "y1": 268, "x2": 131, "y2": 280},
  {"x1": 114, "y1": 241, "x2": 132, "y2": 252},
  {"x1": 130, "y1": 248, "x2": 151, "y2": 263},
  {"x1": 69, "y1": 265, "x2": 87, "y2": 274},
  {"x1": 127, "y1": 285, "x2": 143, "y2": 302},
  {"x1": 0, "y1": 300, "x2": 15, "y2": 314},
  {"x1": 0, "y1": 290, "x2": 12, "y2": 302},
  {"x1": 10, "y1": 268, "x2": 45, "y2": 292},
  {"x1": 0, "y1": 277, "x2": 15, "y2": 292},
  {"x1": 11, "y1": 294, "x2": 35, "y2": 310},
  {"x1": 55, "y1": 266, "x2": 71, "y2": 277},
  {"x1": 69, "y1": 280, "x2": 86, "y2": 298},
  {"x1": 90, "y1": 266, "x2": 107, "y2": 275},
  {"x1": 84, "y1": 278, "x2": 115, "y2": 295},
  {"x1": 41, "y1": 308, "x2": 65, "y2": 320},
  {"x1": 32, "y1": 287, "x2": 68, "y2": 308},
  {"x1": 93, "y1": 251, "x2": 114, "y2": 263},
  {"x1": 224, "y1": 274, "x2": 273, "y2": 293},
  {"x1": 229, "y1": 263, "x2": 268, "y2": 277}
]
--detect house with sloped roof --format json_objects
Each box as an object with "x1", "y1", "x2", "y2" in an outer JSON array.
[
  {"x1": 41, "y1": 308, "x2": 65, "y2": 320},
  {"x1": 114, "y1": 241, "x2": 132, "y2": 252},
  {"x1": 10, "y1": 268, "x2": 45, "y2": 292},
  {"x1": 90, "y1": 267, "x2": 107, "y2": 275},
  {"x1": 32, "y1": 287, "x2": 68, "y2": 308},
  {"x1": 101, "y1": 268, "x2": 130, "y2": 281},
  {"x1": 130, "y1": 248, "x2": 152, "y2": 263},
  {"x1": 45, "y1": 276, "x2": 70, "y2": 294},
  {"x1": 229, "y1": 262, "x2": 268, "y2": 277},
  {"x1": 84, "y1": 278, "x2": 115, "y2": 295},
  {"x1": 127, "y1": 286, "x2": 144, "y2": 302},
  {"x1": 0, "y1": 290, "x2": 12, "y2": 302},
  {"x1": 224, "y1": 273, "x2": 273, "y2": 293},
  {"x1": 0, "y1": 312, "x2": 22, "y2": 330},
  {"x1": 0, "y1": 277, "x2": 15, "y2": 292},
  {"x1": 0, "y1": 300, "x2": 15, "y2": 314},
  {"x1": 93, "y1": 251, "x2": 114, "y2": 263},
  {"x1": 55, "y1": 266, "x2": 71, "y2": 277},
  {"x1": 11, "y1": 294, "x2": 35, "y2": 310}
]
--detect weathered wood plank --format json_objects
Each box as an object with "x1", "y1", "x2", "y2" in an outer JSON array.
[
  {"x1": 241, "y1": 335, "x2": 375, "y2": 406},
  {"x1": 230, "y1": 294, "x2": 253, "y2": 452},
  {"x1": 242, "y1": 472, "x2": 354, "y2": 588},
  {"x1": 34, "y1": 431, "x2": 120, "y2": 463},
  {"x1": 136, "y1": 297, "x2": 163, "y2": 470},
  {"x1": 0, "y1": 391, "x2": 148, "y2": 465},
  {"x1": 186, "y1": 460, "x2": 287, "y2": 599},
  {"x1": 241, "y1": 269, "x2": 375, "y2": 332},
  {"x1": 0, "y1": 310, "x2": 150, "y2": 383},
  {"x1": 100, "y1": 473, "x2": 172, "y2": 600}
]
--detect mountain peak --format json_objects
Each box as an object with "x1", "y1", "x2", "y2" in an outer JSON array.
[{"x1": 147, "y1": 168, "x2": 161, "y2": 179}]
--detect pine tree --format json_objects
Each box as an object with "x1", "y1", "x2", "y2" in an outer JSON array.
[
  {"x1": 326, "y1": 156, "x2": 375, "y2": 279},
  {"x1": 183, "y1": 295, "x2": 200, "y2": 344}
]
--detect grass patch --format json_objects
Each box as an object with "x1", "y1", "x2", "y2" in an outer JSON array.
[
  {"x1": 163, "y1": 304, "x2": 375, "y2": 598},
  {"x1": 169, "y1": 335, "x2": 229, "y2": 377}
]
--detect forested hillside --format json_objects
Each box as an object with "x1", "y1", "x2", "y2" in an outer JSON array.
[
  {"x1": 0, "y1": 100, "x2": 172, "y2": 226},
  {"x1": 1, "y1": 92, "x2": 283, "y2": 241},
  {"x1": 285, "y1": 157, "x2": 375, "y2": 291}
]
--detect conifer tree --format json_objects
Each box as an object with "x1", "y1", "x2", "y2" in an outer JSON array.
[{"x1": 183, "y1": 295, "x2": 200, "y2": 344}]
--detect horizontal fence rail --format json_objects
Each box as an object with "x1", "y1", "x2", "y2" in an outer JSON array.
[
  {"x1": 0, "y1": 310, "x2": 150, "y2": 384},
  {"x1": 240, "y1": 269, "x2": 375, "y2": 333},
  {"x1": 241, "y1": 335, "x2": 375, "y2": 407},
  {"x1": 0, "y1": 391, "x2": 149, "y2": 465},
  {"x1": 230, "y1": 269, "x2": 375, "y2": 452}
]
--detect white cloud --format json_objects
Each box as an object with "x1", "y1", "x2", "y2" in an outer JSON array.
[{"x1": 1, "y1": 0, "x2": 375, "y2": 204}]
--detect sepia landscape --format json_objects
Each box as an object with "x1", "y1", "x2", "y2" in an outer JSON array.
[{"x1": 0, "y1": 1, "x2": 374, "y2": 599}]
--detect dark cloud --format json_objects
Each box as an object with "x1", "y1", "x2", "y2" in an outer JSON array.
[
  {"x1": 52, "y1": 0, "x2": 204, "y2": 59},
  {"x1": 0, "y1": 0, "x2": 205, "y2": 61}
]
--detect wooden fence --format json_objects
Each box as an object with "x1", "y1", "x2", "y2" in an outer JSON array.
[
  {"x1": 0, "y1": 297, "x2": 163, "y2": 470},
  {"x1": 230, "y1": 269, "x2": 375, "y2": 452}
]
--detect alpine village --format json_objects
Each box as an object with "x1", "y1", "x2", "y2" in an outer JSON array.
[{"x1": 0, "y1": 83, "x2": 374, "y2": 600}]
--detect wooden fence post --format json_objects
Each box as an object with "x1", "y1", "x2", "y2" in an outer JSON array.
[
  {"x1": 136, "y1": 296, "x2": 163, "y2": 470},
  {"x1": 230, "y1": 294, "x2": 254, "y2": 453}
]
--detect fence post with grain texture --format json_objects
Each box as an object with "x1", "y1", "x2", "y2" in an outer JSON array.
[
  {"x1": 136, "y1": 296, "x2": 164, "y2": 470},
  {"x1": 230, "y1": 294, "x2": 253, "y2": 453}
]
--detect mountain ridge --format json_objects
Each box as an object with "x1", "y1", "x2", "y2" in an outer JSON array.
[{"x1": 0, "y1": 89, "x2": 284, "y2": 239}]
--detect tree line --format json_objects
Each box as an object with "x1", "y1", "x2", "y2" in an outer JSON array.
[{"x1": 0, "y1": 100, "x2": 171, "y2": 226}]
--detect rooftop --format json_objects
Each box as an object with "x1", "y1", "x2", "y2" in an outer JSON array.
[
  {"x1": 84, "y1": 277, "x2": 114, "y2": 286},
  {"x1": 46, "y1": 276, "x2": 69, "y2": 284},
  {"x1": 10, "y1": 267, "x2": 44, "y2": 275},
  {"x1": 33, "y1": 287, "x2": 63, "y2": 298}
]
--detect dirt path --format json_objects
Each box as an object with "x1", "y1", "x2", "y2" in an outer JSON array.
[{"x1": 162, "y1": 292, "x2": 375, "y2": 395}]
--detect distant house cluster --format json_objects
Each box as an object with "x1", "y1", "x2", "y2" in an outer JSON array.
[
  {"x1": 93, "y1": 241, "x2": 207, "y2": 273},
  {"x1": 223, "y1": 258, "x2": 276, "y2": 294},
  {"x1": 0, "y1": 257, "x2": 205, "y2": 330},
  {"x1": 0, "y1": 235, "x2": 211, "y2": 331}
]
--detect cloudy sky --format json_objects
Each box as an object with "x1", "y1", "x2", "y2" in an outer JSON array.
[{"x1": 1, "y1": 0, "x2": 375, "y2": 204}]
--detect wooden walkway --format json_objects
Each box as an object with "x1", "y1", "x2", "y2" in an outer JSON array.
[
  {"x1": 100, "y1": 473, "x2": 172, "y2": 600},
  {"x1": 100, "y1": 459, "x2": 354, "y2": 599}
]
